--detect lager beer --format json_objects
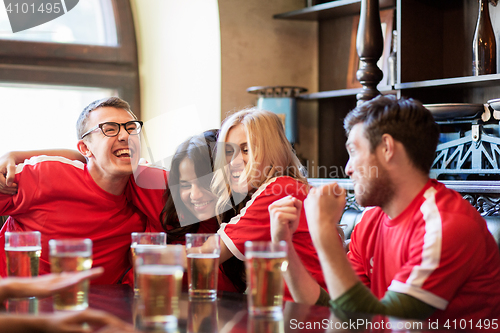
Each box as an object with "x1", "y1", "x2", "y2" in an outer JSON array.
[
  {"x1": 130, "y1": 232, "x2": 167, "y2": 295},
  {"x1": 185, "y1": 233, "x2": 220, "y2": 299},
  {"x1": 5, "y1": 246, "x2": 41, "y2": 277},
  {"x1": 4, "y1": 231, "x2": 41, "y2": 278},
  {"x1": 131, "y1": 244, "x2": 166, "y2": 294},
  {"x1": 137, "y1": 264, "x2": 183, "y2": 329},
  {"x1": 131, "y1": 244, "x2": 167, "y2": 259},
  {"x1": 50, "y1": 253, "x2": 93, "y2": 311},
  {"x1": 187, "y1": 253, "x2": 219, "y2": 298},
  {"x1": 246, "y1": 253, "x2": 287, "y2": 315},
  {"x1": 244, "y1": 241, "x2": 287, "y2": 318}
]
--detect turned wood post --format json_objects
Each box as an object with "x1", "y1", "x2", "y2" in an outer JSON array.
[{"x1": 356, "y1": 0, "x2": 384, "y2": 104}]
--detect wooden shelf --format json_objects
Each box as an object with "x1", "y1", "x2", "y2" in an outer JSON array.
[
  {"x1": 396, "y1": 74, "x2": 500, "y2": 90},
  {"x1": 301, "y1": 74, "x2": 500, "y2": 101},
  {"x1": 273, "y1": 0, "x2": 395, "y2": 21},
  {"x1": 299, "y1": 86, "x2": 395, "y2": 100}
]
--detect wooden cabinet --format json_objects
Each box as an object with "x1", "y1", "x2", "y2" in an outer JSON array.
[{"x1": 275, "y1": 0, "x2": 500, "y2": 176}]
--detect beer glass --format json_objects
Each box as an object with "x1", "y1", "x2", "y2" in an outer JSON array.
[
  {"x1": 245, "y1": 241, "x2": 288, "y2": 318},
  {"x1": 131, "y1": 232, "x2": 166, "y2": 294},
  {"x1": 4, "y1": 231, "x2": 41, "y2": 277},
  {"x1": 185, "y1": 233, "x2": 220, "y2": 299},
  {"x1": 135, "y1": 245, "x2": 184, "y2": 330},
  {"x1": 6, "y1": 298, "x2": 39, "y2": 314},
  {"x1": 49, "y1": 238, "x2": 93, "y2": 311}
]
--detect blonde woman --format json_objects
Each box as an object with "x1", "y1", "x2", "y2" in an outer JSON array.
[{"x1": 212, "y1": 108, "x2": 327, "y2": 302}]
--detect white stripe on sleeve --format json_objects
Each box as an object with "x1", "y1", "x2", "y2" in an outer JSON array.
[
  {"x1": 217, "y1": 177, "x2": 279, "y2": 261},
  {"x1": 388, "y1": 186, "x2": 446, "y2": 309}
]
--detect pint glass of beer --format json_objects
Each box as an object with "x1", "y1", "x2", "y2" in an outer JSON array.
[
  {"x1": 185, "y1": 233, "x2": 220, "y2": 299},
  {"x1": 131, "y1": 232, "x2": 166, "y2": 294},
  {"x1": 49, "y1": 239, "x2": 93, "y2": 311},
  {"x1": 5, "y1": 231, "x2": 41, "y2": 277},
  {"x1": 245, "y1": 241, "x2": 288, "y2": 318},
  {"x1": 135, "y1": 245, "x2": 184, "y2": 330}
]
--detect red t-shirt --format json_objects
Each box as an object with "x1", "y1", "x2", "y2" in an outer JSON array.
[
  {"x1": 348, "y1": 179, "x2": 500, "y2": 321},
  {"x1": 124, "y1": 165, "x2": 238, "y2": 292},
  {"x1": 0, "y1": 156, "x2": 147, "y2": 284},
  {"x1": 218, "y1": 176, "x2": 327, "y2": 301},
  {"x1": 126, "y1": 163, "x2": 169, "y2": 233}
]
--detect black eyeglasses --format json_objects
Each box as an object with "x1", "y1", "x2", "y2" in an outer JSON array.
[{"x1": 81, "y1": 121, "x2": 143, "y2": 139}]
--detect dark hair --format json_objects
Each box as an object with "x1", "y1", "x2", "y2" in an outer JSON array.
[
  {"x1": 160, "y1": 129, "x2": 247, "y2": 292},
  {"x1": 344, "y1": 95, "x2": 439, "y2": 174},
  {"x1": 76, "y1": 97, "x2": 136, "y2": 140},
  {"x1": 160, "y1": 130, "x2": 218, "y2": 243}
]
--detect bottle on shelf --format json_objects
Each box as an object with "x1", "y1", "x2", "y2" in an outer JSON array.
[
  {"x1": 472, "y1": 0, "x2": 497, "y2": 76},
  {"x1": 387, "y1": 30, "x2": 397, "y2": 86}
]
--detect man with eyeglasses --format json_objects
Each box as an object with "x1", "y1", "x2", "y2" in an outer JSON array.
[{"x1": 0, "y1": 97, "x2": 167, "y2": 285}]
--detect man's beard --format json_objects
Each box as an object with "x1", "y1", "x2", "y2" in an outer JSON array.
[{"x1": 355, "y1": 161, "x2": 394, "y2": 209}]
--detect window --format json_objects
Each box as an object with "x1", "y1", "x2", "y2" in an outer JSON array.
[
  {"x1": 0, "y1": 84, "x2": 117, "y2": 155},
  {"x1": 0, "y1": 0, "x2": 139, "y2": 156}
]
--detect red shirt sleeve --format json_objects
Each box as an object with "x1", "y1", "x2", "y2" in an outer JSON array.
[
  {"x1": 217, "y1": 177, "x2": 306, "y2": 260},
  {"x1": 126, "y1": 164, "x2": 168, "y2": 232}
]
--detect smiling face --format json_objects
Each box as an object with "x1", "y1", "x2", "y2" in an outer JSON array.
[
  {"x1": 80, "y1": 106, "x2": 140, "y2": 180},
  {"x1": 179, "y1": 157, "x2": 216, "y2": 222},
  {"x1": 345, "y1": 123, "x2": 393, "y2": 208},
  {"x1": 225, "y1": 124, "x2": 251, "y2": 194}
]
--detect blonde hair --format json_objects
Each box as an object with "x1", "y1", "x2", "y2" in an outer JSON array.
[{"x1": 211, "y1": 108, "x2": 307, "y2": 222}]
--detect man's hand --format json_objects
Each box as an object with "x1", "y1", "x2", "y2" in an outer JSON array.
[
  {"x1": 269, "y1": 195, "x2": 302, "y2": 244},
  {"x1": 304, "y1": 183, "x2": 346, "y2": 245},
  {"x1": 0, "y1": 267, "x2": 104, "y2": 302},
  {"x1": 0, "y1": 152, "x2": 18, "y2": 195}
]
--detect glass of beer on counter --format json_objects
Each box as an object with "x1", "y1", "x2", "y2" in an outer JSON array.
[
  {"x1": 131, "y1": 232, "x2": 166, "y2": 295},
  {"x1": 135, "y1": 245, "x2": 184, "y2": 330},
  {"x1": 185, "y1": 233, "x2": 220, "y2": 299},
  {"x1": 245, "y1": 241, "x2": 288, "y2": 318},
  {"x1": 49, "y1": 238, "x2": 93, "y2": 311},
  {"x1": 5, "y1": 231, "x2": 41, "y2": 277}
]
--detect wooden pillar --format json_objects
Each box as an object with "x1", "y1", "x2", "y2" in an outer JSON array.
[{"x1": 356, "y1": 0, "x2": 384, "y2": 104}]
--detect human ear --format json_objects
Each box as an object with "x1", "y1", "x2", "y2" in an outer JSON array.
[
  {"x1": 379, "y1": 134, "x2": 395, "y2": 162},
  {"x1": 77, "y1": 140, "x2": 93, "y2": 158}
]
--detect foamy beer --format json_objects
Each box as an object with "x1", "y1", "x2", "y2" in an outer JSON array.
[
  {"x1": 135, "y1": 245, "x2": 184, "y2": 330},
  {"x1": 130, "y1": 232, "x2": 166, "y2": 294},
  {"x1": 4, "y1": 231, "x2": 41, "y2": 277},
  {"x1": 245, "y1": 241, "x2": 288, "y2": 318},
  {"x1": 49, "y1": 239, "x2": 93, "y2": 311},
  {"x1": 185, "y1": 233, "x2": 220, "y2": 299}
]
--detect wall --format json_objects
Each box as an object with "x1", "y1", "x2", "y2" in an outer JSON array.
[
  {"x1": 218, "y1": 0, "x2": 319, "y2": 170},
  {"x1": 131, "y1": 0, "x2": 318, "y2": 169},
  {"x1": 130, "y1": 0, "x2": 221, "y2": 166}
]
